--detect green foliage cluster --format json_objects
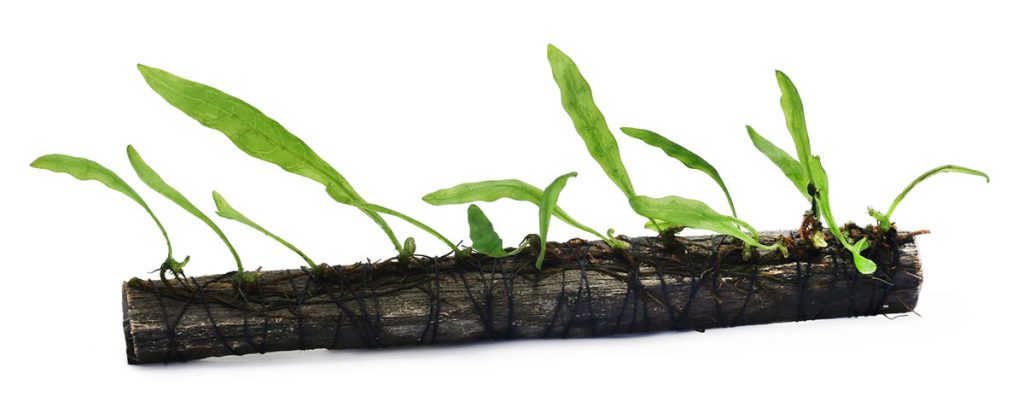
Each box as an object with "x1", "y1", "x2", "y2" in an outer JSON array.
[{"x1": 31, "y1": 45, "x2": 988, "y2": 279}]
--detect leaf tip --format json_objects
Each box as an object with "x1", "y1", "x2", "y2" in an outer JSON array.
[{"x1": 29, "y1": 156, "x2": 46, "y2": 169}]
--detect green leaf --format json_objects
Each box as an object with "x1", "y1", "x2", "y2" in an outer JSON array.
[
  {"x1": 621, "y1": 127, "x2": 737, "y2": 216},
  {"x1": 537, "y1": 172, "x2": 577, "y2": 268},
  {"x1": 135, "y1": 64, "x2": 402, "y2": 252},
  {"x1": 875, "y1": 164, "x2": 989, "y2": 231},
  {"x1": 347, "y1": 202, "x2": 458, "y2": 252},
  {"x1": 547, "y1": 45, "x2": 635, "y2": 198},
  {"x1": 807, "y1": 156, "x2": 876, "y2": 274},
  {"x1": 127, "y1": 145, "x2": 247, "y2": 278},
  {"x1": 467, "y1": 204, "x2": 506, "y2": 257},
  {"x1": 629, "y1": 194, "x2": 776, "y2": 251},
  {"x1": 745, "y1": 125, "x2": 812, "y2": 202},
  {"x1": 212, "y1": 191, "x2": 316, "y2": 269},
  {"x1": 422, "y1": 179, "x2": 606, "y2": 241},
  {"x1": 30, "y1": 153, "x2": 187, "y2": 278},
  {"x1": 776, "y1": 70, "x2": 813, "y2": 181}
]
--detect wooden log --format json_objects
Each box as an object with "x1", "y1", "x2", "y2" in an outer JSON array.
[{"x1": 122, "y1": 230, "x2": 923, "y2": 364}]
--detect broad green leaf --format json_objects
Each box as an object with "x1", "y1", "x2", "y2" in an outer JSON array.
[
  {"x1": 212, "y1": 191, "x2": 316, "y2": 269},
  {"x1": 30, "y1": 154, "x2": 188, "y2": 278},
  {"x1": 422, "y1": 179, "x2": 605, "y2": 240},
  {"x1": 537, "y1": 172, "x2": 577, "y2": 268},
  {"x1": 547, "y1": 45, "x2": 635, "y2": 198},
  {"x1": 776, "y1": 70, "x2": 813, "y2": 180},
  {"x1": 745, "y1": 125, "x2": 811, "y2": 202},
  {"x1": 629, "y1": 195, "x2": 772, "y2": 250},
  {"x1": 467, "y1": 204, "x2": 506, "y2": 257},
  {"x1": 873, "y1": 164, "x2": 989, "y2": 231},
  {"x1": 621, "y1": 127, "x2": 737, "y2": 216},
  {"x1": 135, "y1": 64, "x2": 402, "y2": 252},
  {"x1": 127, "y1": 145, "x2": 247, "y2": 278},
  {"x1": 807, "y1": 156, "x2": 876, "y2": 274}
]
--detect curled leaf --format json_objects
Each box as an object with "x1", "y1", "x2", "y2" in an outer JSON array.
[
  {"x1": 213, "y1": 191, "x2": 316, "y2": 269},
  {"x1": 621, "y1": 127, "x2": 736, "y2": 216}
]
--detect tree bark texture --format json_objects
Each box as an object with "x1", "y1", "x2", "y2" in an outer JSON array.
[{"x1": 122, "y1": 231, "x2": 923, "y2": 364}]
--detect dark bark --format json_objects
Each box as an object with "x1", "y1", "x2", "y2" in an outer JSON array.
[{"x1": 122, "y1": 230, "x2": 923, "y2": 364}]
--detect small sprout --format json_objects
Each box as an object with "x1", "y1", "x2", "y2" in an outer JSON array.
[
  {"x1": 213, "y1": 191, "x2": 317, "y2": 269},
  {"x1": 127, "y1": 145, "x2": 250, "y2": 281},
  {"x1": 811, "y1": 230, "x2": 828, "y2": 248},
  {"x1": 29, "y1": 153, "x2": 188, "y2": 284},
  {"x1": 137, "y1": 64, "x2": 455, "y2": 256},
  {"x1": 871, "y1": 165, "x2": 990, "y2": 232},
  {"x1": 537, "y1": 172, "x2": 577, "y2": 268},
  {"x1": 399, "y1": 237, "x2": 417, "y2": 262}
]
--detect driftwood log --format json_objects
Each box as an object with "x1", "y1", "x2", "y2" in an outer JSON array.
[{"x1": 122, "y1": 230, "x2": 923, "y2": 364}]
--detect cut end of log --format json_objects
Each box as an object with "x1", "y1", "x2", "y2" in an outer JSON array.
[{"x1": 122, "y1": 281, "x2": 139, "y2": 365}]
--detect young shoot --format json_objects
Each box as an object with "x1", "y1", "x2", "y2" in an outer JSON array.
[
  {"x1": 29, "y1": 154, "x2": 189, "y2": 284},
  {"x1": 212, "y1": 191, "x2": 317, "y2": 269},
  {"x1": 869, "y1": 165, "x2": 989, "y2": 232},
  {"x1": 136, "y1": 64, "x2": 455, "y2": 259},
  {"x1": 126, "y1": 145, "x2": 251, "y2": 282}
]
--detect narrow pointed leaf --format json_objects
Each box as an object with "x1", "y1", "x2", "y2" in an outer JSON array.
[
  {"x1": 746, "y1": 125, "x2": 811, "y2": 201},
  {"x1": 127, "y1": 145, "x2": 245, "y2": 275},
  {"x1": 30, "y1": 154, "x2": 174, "y2": 259},
  {"x1": 467, "y1": 204, "x2": 506, "y2": 257},
  {"x1": 136, "y1": 64, "x2": 401, "y2": 251},
  {"x1": 213, "y1": 191, "x2": 315, "y2": 269},
  {"x1": 422, "y1": 179, "x2": 605, "y2": 240},
  {"x1": 537, "y1": 172, "x2": 577, "y2": 268},
  {"x1": 776, "y1": 70, "x2": 813, "y2": 179},
  {"x1": 621, "y1": 126, "x2": 736, "y2": 216},
  {"x1": 883, "y1": 165, "x2": 990, "y2": 221},
  {"x1": 547, "y1": 45, "x2": 635, "y2": 198}
]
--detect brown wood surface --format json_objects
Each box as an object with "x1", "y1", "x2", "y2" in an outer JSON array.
[{"x1": 122, "y1": 231, "x2": 923, "y2": 364}]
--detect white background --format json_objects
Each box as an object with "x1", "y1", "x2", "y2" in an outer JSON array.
[{"x1": 2, "y1": 1, "x2": 1021, "y2": 406}]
